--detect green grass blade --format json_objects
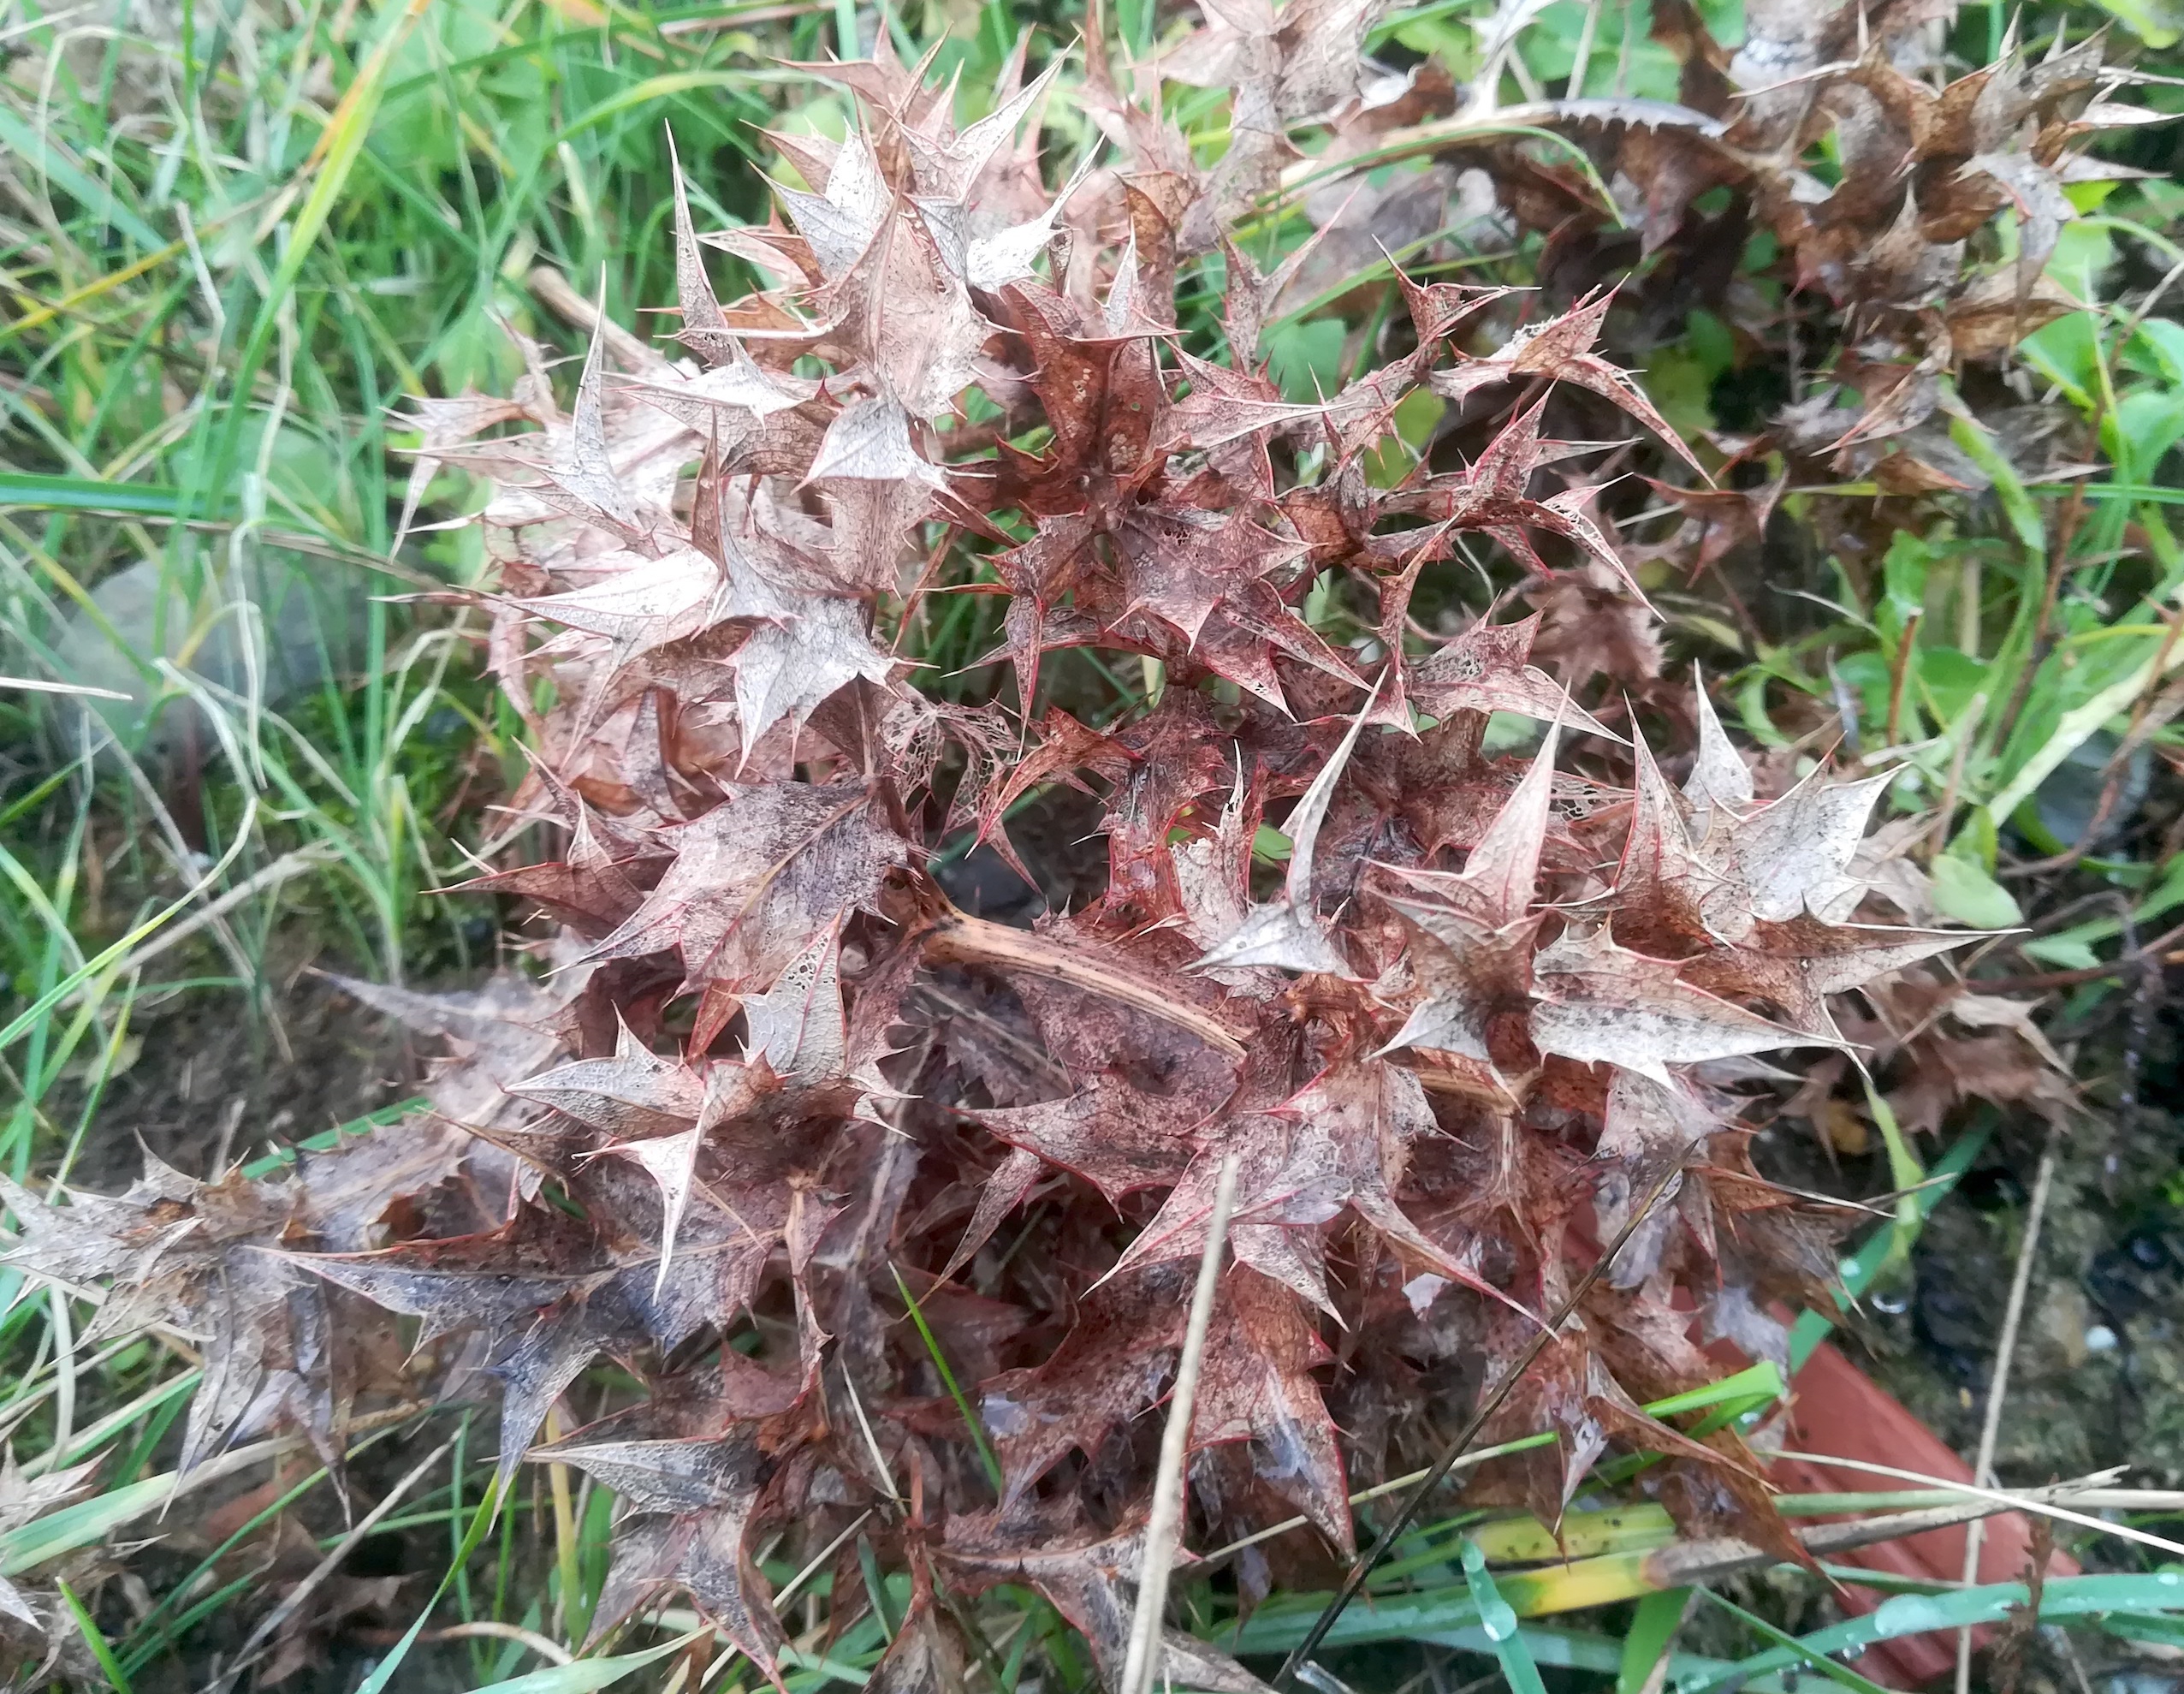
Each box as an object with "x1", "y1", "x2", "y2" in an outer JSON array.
[
  {"x1": 1788, "y1": 1120, "x2": 1991, "y2": 1371},
  {"x1": 0, "y1": 107, "x2": 163, "y2": 249},
  {"x1": 1, "y1": 1477, "x2": 174, "y2": 1575},
  {"x1": 353, "y1": 1476, "x2": 508, "y2": 1694},
  {"x1": 891, "y1": 1264, "x2": 1004, "y2": 1492},
  {"x1": 0, "y1": 473, "x2": 202, "y2": 518},
  {"x1": 1459, "y1": 1539, "x2": 1548, "y2": 1694},
  {"x1": 560, "y1": 70, "x2": 766, "y2": 139},
  {"x1": 1695, "y1": 1590, "x2": 1893, "y2": 1694},
  {"x1": 1678, "y1": 1573, "x2": 2184, "y2": 1693},
  {"x1": 1617, "y1": 1587, "x2": 1690, "y2": 1694},
  {"x1": 190, "y1": 0, "x2": 435, "y2": 517},
  {"x1": 56, "y1": 1579, "x2": 133, "y2": 1693}
]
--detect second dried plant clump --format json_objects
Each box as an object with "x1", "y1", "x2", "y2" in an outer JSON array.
[{"x1": 3, "y1": 26, "x2": 2073, "y2": 1690}]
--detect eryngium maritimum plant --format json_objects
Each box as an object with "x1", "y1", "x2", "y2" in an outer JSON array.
[{"x1": 7, "y1": 27, "x2": 2035, "y2": 1688}]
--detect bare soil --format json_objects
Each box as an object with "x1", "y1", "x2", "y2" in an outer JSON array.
[{"x1": 71, "y1": 936, "x2": 409, "y2": 1188}]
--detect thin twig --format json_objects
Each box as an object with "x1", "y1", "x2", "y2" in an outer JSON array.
[
  {"x1": 2119, "y1": 250, "x2": 2184, "y2": 346},
  {"x1": 1955, "y1": 1125, "x2": 2059, "y2": 1694},
  {"x1": 841, "y1": 1367, "x2": 905, "y2": 1508},
  {"x1": 2121, "y1": 898, "x2": 2164, "y2": 1126},
  {"x1": 1885, "y1": 611, "x2": 1920, "y2": 746},
  {"x1": 1652, "y1": 1477, "x2": 2111, "y2": 1590},
  {"x1": 666, "y1": 1511, "x2": 881, "y2": 1691},
  {"x1": 1272, "y1": 1162, "x2": 1687, "y2": 1690},
  {"x1": 925, "y1": 908, "x2": 1249, "y2": 1059},
  {"x1": 207, "y1": 1434, "x2": 456, "y2": 1692},
  {"x1": 1565, "y1": 0, "x2": 1600, "y2": 98},
  {"x1": 526, "y1": 264, "x2": 662, "y2": 370},
  {"x1": 1769, "y1": 1452, "x2": 2184, "y2": 1561},
  {"x1": 98, "y1": 846, "x2": 341, "y2": 983},
  {"x1": 1975, "y1": 915, "x2": 2184, "y2": 993},
  {"x1": 1122, "y1": 1154, "x2": 1241, "y2": 1694},
  {"x1": 398, "y1": 1621, "x2": 573, "y2": 1665},
  {"x1": 924, "y1": 910, "x2": 1516, "y2": 1103}
]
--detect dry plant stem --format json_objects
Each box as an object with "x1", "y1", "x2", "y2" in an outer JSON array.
[
  {"x1": 97, "y1": 845, "x2": 340, "y2": 984},
  {"x1": 0, "y1": 1328, "x2": 172, "y2": 1455},
  {"x1": 1203, "y1": 1467, "x2": 1486, "y2": 1570},
  {"x1": 657, "y1": 3, "x2": 828, "y2": 33},
  {"x1": 841, "y1": 1365, "x2": 904, "y2": 1506},
  {"x1": 527, "y1": 264, "x2": 656, "y2": 368},
  {"x1": 924, "y1": 912, "x2": 1506, "y2": 1100},
  {"x1": 1885, "y1": 611, "x2": 1920, "y2": 746},
  {"x1": 2121, "y1": 906, "x2": 2163, "y2": 1120},
  {"x1": 365, "y1": 1622, "x2": 573, "y2": 1666},
  {"x1": 544, "y1": 1400, "x2": 582, "y2": 1638},
  {"x1": 1565, "y1": 0, "x2": 1600, "y2": 98},
  {"x1": 1954, "y1": 1126, "x2": 2059, "y2": 1694},
  {"x1": 1200, "y1": 1467, "x2": 2174, "y2": 1575},
  {"x1": 109, "y1": 1401, "x2": 439, "y2": 1515},
  {"x1": 1770, "y1": 1453, "x2": 2184, "y2": 1561},
  {"x1": 1978, "y1": 914, "x2": 2184, "y2": 992},
  {"x1": 1121, "y1": 1153, "x2": 1242, "y2": 1694},
  {"x1": 1930, "y1": 685, "x2": 1986, "y2": 854},
  {"x1": 2018, "y1": 1489, "x2": 2184, "y2": 1510},
  {"x1": 667, "y1": 1511, "x2": 876, "y2": 1691},
  {"x1": 1273, "y1": 1161, "x2": 1688, "y2": 1690},
  {"x1": 209, "y1": 1433, "x2": 456, "y2": 1693},
  {"x1": 925, "y1": 910, "x2": 1249, "y2": 1058},
  {"x1": 1645, "y1": 1484, "x2": 2114, "y2": 1592},
  {"x1": 355, "y1": 1623, "x2": 576, "y2": 1665},
  {"x1": 47, "y1": 1290, "x2": 73, "y2": 1472}
]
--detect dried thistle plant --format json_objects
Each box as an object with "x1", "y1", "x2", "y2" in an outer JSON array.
[{"x1": 3, "y1": 11, "x2": 2119, "y2": 1685}]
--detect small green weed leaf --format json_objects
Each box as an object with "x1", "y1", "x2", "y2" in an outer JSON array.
[
  {"x1": 1918, "y1": 648, "x2": 1990, "y2": 728},
  {"x1": 1831, "y1": 651, "x2": 1891, "y2": 731},
  {"x1": 1929, "y1": 854, "x2": 2023, "y2": 929},
  {"x1": 1879, "y1": 533, "x2": 1929, "y2": 639},
  {"x1": 2020, "y1": 312, "x2": 2102, "y2": 405},
  {"x1": 1859, "y1": 1078, "x2": 1926, "y2": 1272},
  {"x1": 1364, "y1": 388, "x2": 1445, "y2": 486},
  {"x1": 1639, "y1": 344, "x2": 1716, "y2": 437},
  {"x1": 1265, "y1": 319, "x2": 1347, "y2": 403},
  {"x1": 2129, "y1": 318, "x2": 2184, "y2": 384},
  {"x1": 1650, "y1": 1361, "x2": 1785, "y2": 1418},
  {"x1": 2112, "y1": 389, "x2": 2184, "y2": 478},
  {"x1": 1683, "y1": 309, "x2": 1735, "y2": 380},
  {"x1": 2046, "y1": 221, "x2": 2116, "y2": 297},
  {"x1": 2020, "y1": 932, "x2": 2102, "y2": 970}
]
